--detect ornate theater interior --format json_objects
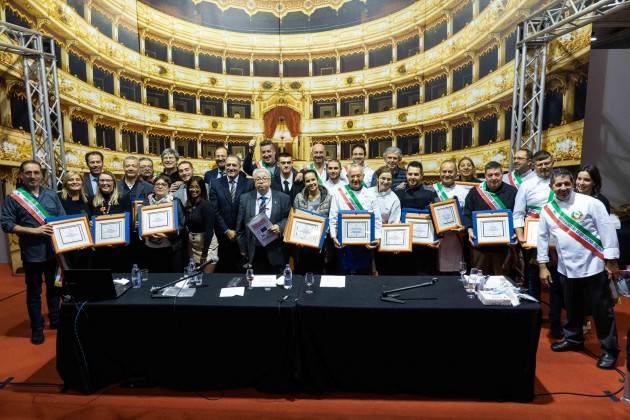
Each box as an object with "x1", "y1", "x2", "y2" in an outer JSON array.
[{"x1": 0, "y1": 0, "x2": 629, "y2": 417}]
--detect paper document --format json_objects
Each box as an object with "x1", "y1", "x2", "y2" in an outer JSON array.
[
  {"x1": 161, "y1": 287, "x2": 196, "y2": 297},
  {"x1": 220, "y1": 287, "x2": 245, "y2": 297},
  {"x1": 113, "y1": 278, "x2": 130, "y2": 285},
  {"x1": 247, "y1": 213, "x2": 278, "y2": 246},
  {"x1": 319, "y1": 275, "x2": 346, "y2": 288},
  {"x1": 252, "y1": 275, "x2": 277, "y2": 288}
]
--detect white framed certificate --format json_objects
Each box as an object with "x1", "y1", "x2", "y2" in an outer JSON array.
[
  {"x1": 472, "y1": 210, "x2": 514, "y2": 246},
  {"x1": 401, "y1": 210, "x2": 436, "y2": 245},
  {"x1": 139, "y1": 202, "x2": 177, "y2": 237},
  {"x1": 284, "y1": 209, "x2": 327, "y2": 249},
  {"x1": 92, "y1": 213, "x2": 130, "y2": 247},
  {"x1": 378, "y1": 224, "x2": 412, "y2": 252},
  {"x1": 429, "y1": 198, "x2": 462, "y2": 234},
  {"x1": 523, "y1": 217, "x2": 539, "y2": 249},
  {"x1": 337, "y1": 211, "x2": 374, "y2": 245},
  {"x1": 46, "y1": 215, "x2": 93, "y2": 253}
]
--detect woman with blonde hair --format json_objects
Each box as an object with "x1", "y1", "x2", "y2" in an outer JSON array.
[
  {"x1": 89, "y1": 172, "x2": 130, "y2": 271},
  {"x1": 58, "y1": 171, "x2": 89, "y2": 216}
]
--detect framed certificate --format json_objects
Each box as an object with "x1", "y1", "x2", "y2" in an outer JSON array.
[
  {"x1": 138, "y1": 202, "x2": 177, "y2": 237},
  {"x1": 337, "y1": 210, "x2": 374, "y2": 245},
  {"x1": 91, "y1": 213, "x2": 130, "y2": 247},
  {"x1": 523, "y1": 217, "x2": 539, "y2": 249},
  {"x1": 378, "y1": 224, "x2": 412, "y2": 252},
  {"x1": 284, "y1": 209, "x2": 328, "y2": 249},
  {"x1": 429, "y1": 198, "x2": 463, "y2": 234},
  {"x1": 472, "y1": 210, "x2": 514, "y2": 246},
  {"x1": 45, "y1": 215, "x2": 93, "y2": 253},
  {"x1": 401, "y1": 208, "x2": 437, "y2": 245}
]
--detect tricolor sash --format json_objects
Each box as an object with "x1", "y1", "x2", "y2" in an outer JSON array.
[
  {"x1": 345, "y1": 165, "x2": 368, "y2": 187},
  {"x1": 255, "y1": 160, "x2": 273, "y2": 175},
  {"x1": 476, "y1": 182, "x2": 507, "y2": 210},
  {"x1": 526, "y1": 190, "x2": 554, "y2": 217},
  {"x1": 544, "y1": 200, "x2": 604, "y2": 260},
  {"x1": 10, "y1": 187, "x2": 50, "y2": 225},
  {"x1": 434, "y1": 182, "x2": 449, "y2": 201},
  {"x1": 309, "y1": 163, "x2": 325, "y2": 185},
  {"x1": 338, "y1": 185, "x2": 365, "y2": 210},
  {"x1": 507, "y1": 171, "x2": 523, "y2": 188}
]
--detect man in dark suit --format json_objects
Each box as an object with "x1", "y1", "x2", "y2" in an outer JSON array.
[
  {"x1": 211, "y1": 155, "x2": 254, "y2": 273},
  {"x1": 237, "y1": 168, "x2": 291, "y2": 274},
  {"x1": 83, "y1": 151, "x2": 104, "y2": 202},
  {"x1": 271, "y1": 152, "x2": 303, "y2": 204},
  {"x1": 243, "y1": 138, "x2": 278, "y2": 176},
  {"x1": 203, "y1": 146, "x2": 228, "y2": 187},
  {"x1": 118, "y1": 156, "x2": 153, "y2": 207}
]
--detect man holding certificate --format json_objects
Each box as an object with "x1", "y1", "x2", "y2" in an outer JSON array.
[
  {"x1": 1, "y1": 160, "x2": 66, "y2": 344},
  {"x1": 537, "y1": 169, "x2": 620, "y2": 369},
  {"x1": 237, "y1": 168, "x2": 291, "y2": 274},
  {"x1": 463, "y1": 161, "x2": 517, "y2": 275},
  {"x1": 329, "y1": 164, "x2": 382, "y2": 275}
]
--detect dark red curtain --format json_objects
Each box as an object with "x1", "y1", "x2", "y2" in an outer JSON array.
[{"x1": 263, "y1": 106, "x2": 300, "y2": 139}]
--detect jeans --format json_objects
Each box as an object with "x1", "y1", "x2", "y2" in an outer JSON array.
[{"x1": 23, "y1": 259, "x2": 60, "y2": 331}]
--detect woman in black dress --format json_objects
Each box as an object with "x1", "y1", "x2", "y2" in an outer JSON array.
[
  {"x1": 58, "y1": 171, "x2": 91, "y2": 268},
  {"x1": 89, "y1": 171, "x2": 131, "y2": 272},
  {"x1": 185, "y1": 176, "x2": 216, "y2": 273}
]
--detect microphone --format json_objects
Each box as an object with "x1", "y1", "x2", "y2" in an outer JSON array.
[{"x1": 150, "y1": 259, "x2": 214, "y2": 295}]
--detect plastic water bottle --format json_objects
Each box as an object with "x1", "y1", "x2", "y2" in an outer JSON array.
[
  {"x1": 283, "y1": 264, "x2": 293, "y2": 289},
  {"x1": 186, "y1": 258, "x2": 199, "y2": 286},
  {"x1": 131, "y1": 264, "x2": 141, "y2": 289}
]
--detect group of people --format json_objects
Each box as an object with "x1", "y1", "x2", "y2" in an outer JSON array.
[{"x1": 1, "y1": 140, "x2": 622, "y2": 372}]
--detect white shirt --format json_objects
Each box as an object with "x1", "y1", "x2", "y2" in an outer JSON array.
[
  {"x1": 513, "y1": 174, "x2": 551, "y2": 228},
  {"x1": 323, "y1": 177, "x2": 347, "y2": 194},
  {"x1": 432, "y1": 182, "x2": 470, "y2": 207},
  {"x1": 502, "y1": 169, "x2": 535, "y2": 189},
  {"x1": 89, "y1": 174, "x2": 98, "y2": 194},
  {"x1": 368, "y1": 186, "x2": 401, "y2": 224},
  {"x1": 256, "y1": 190, "x2": 272, "y2": 220},
  {"x1": 329, "y1": 185, "x2": 382, "y2": 240},
  {"x1": 341, "y1": 164, "x2": 375, "y2": 186},
  {"x1": 537, "y1": 192, "x2": 619, "y2": 278},
  {"x1": 303, "y1": 163, "x2": 327, "y2": 183},
  {"x1": 278, "y1": 173, "x2": 294, "y2": 193}
]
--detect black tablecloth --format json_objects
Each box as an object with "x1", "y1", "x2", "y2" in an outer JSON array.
[
  {"x1": 296, "y1": 276, "x2": 541, "y2": 402},
  {"x1": 57, "y1": 274, "x2": 540, "y2": 402},
  {"x1": 57, "y1": 273, "x2": 298, "y2": 394}
]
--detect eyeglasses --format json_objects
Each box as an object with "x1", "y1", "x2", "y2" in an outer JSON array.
[
  {"x1": 154, "y1": 182, "x2": 169, "y2": 187},
  {"x1": 254, "y1": 177, "x2": 270, "y2": 182}
]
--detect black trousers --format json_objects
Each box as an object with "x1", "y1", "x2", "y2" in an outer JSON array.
[
  {"x1": 525, "y1": 249, "x2": 563, "y2": 333},
  {"x1": 23, "y1": 259, "x2": 60, "y2": 331},
  {"x1": 252, "y1": 246, "x2": 284, "y2": 275},
  {"x1": 295, "y1": 246, "x2": 325, "y2": 275},
  {"x1": 560, "y1": 271, "x2": 619, "y2": 354},
  {"x1": 216, "y1": 238, "x2": 242, "y2": 274}
]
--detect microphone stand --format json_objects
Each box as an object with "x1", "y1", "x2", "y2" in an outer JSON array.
[
  {"x1": 380, "y1": 278, "x2": 438, "y2": 304},
  {"x1": 150, "y1": 259, "x2": 215, "y2": 297}
]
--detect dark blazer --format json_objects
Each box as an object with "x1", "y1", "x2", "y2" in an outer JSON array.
[
  {"x1": 236, "y1": 189, "x2": 291, "y2": 267},
  {"x1": 118, "y1": 179, "x2": 153, "y2": 210},
  {"x1": 203, "y1": 168, "x2": 224, "y2": 187},
  {"x1": 211, "y1": 175, "x2": 254, "y2": 235},
  {"x1": 271, "y1": 169, "x2": 304, "y2": 204},
  {"x1": 83, "y1": 173, "x2": 98, "y2": 201}
]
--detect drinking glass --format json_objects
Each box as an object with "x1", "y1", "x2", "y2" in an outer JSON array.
[
  {"x1": 459, "y1": 261, "x2": 467, "y2": 283},
  {"x1": 245, "y1": 268, "x2": 254, "y2": 290},
  {"x1": 466, "y1": 268, "x2": 480, "y2": 298},
  {"x1": 140, "y1": 269, "x2": 149, "y2": 283},
  {"x1": 305, "y1": 272, "x2": 315, "y2": 294}
]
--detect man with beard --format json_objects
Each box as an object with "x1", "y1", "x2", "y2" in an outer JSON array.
[
  {"x1": 370, "y1": 146, "x2": 406, "y2": 189},
  {"x1": 464, "y1": 161, "x2": 518, "y2": 276},
  {"x1": 538, "y1": 169, "x2": 619, "y2": 369},
  {"x1": 514, "y1": 150, "x2": 563, "y2": 338},
  {"x1": 204, "y1": 146, "x2": 228, "y2": 186},
  {"x1": 244, "y1": 139, "x2": 278, "y2": 177},
  {"x1": 139, "y1": 157, "x2": 156, "y2": 184},
  {"x1": 303, "y1": 143, "x2": 328, "y2": 184},
  {"x1": 323, "y1": 159, "x2": 346, "y2": 193},
  {"x1": 503, "y1": 148, "x2": 535, "y2": 188}
]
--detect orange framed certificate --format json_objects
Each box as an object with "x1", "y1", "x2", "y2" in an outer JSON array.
[
  {"x1": 46, "y1": 215, "x2": 93, "y2": 253},
  {"x1": 283, "y1": 209, "x2": 328, "y2": 250},
  {"x1": 429, "y1": 199, "x2": 462, "y2": 234},
  {"x1": 378, "y1": 224, "x2": 412, "y2": 252}
]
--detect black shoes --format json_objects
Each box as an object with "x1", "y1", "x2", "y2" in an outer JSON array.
[
  {"x1": 596, "y1": 352, "x2": 617, "y2": 370},
  {"x1": 31, "y1": 329, "x2": 45, "y2": 345},
  {"x1": 49, "y1": 321, "x2": 60, "y2": 330},
  {"x1": 551, "y1": 340, "x2": 583, "y2": 352}
]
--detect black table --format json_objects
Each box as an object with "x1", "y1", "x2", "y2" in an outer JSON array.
[
  {"x1": 57, "y1": 273, "x2": 298, "y2": 394},
  {"x1": 57, "y1": 274, "x2": 540, "y2": 402},
  {"x1": 296, "y1": 276, "x2": 541, "y2": 402}
]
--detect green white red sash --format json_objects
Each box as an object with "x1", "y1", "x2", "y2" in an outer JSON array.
[
  {"x1": 544, "y1": 199, "x2": 604, "y2": 260},
  {"x1": 476, "y1": 182, "x2": 507, "y2": 210},
  {"x1": 338, "y1": 185, "x2": 365, "y2": 210},
  {"x1": 527, "y1": 190, "x2": 554, "y2": 217},
  {"x1": 310, "y1": 163, "x2": 324, "y2": 185},
  {"x1": 434, "y1": 183, "x2": 449, "y2": 201},
  {"x1": 10, "y1": 187, "x2": 49, "y2": 225},
  {"x1": 255, "y1": 160, "x2": 273, "y2": 174},
  {"x1": 507, "y1": 171, "x2": 523, "y2": 188}
]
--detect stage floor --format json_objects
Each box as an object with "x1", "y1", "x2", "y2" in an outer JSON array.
[{"x1": 0, "y1": 264, "x2": 628, "y2": 419}]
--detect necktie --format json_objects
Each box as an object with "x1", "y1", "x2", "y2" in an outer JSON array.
[
  {"x1": 283, "y1": 180, "x2": 290, "y2": 194},
  {"x1": 229, "y1": 179, "x2": 236, "y2": 201},
  {"x1": 219, "y1": 170, "x2": 226, "y2": 178},
  {"x1": 258, "y1": 196, "x2": 267, "y2": 215}
]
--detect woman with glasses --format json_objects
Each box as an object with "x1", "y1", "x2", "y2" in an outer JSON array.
[
  {"x1": 58, "y1": 171, "x2": 90, "y2": 268},
  {"x1": 369, "y1": 166, "x2": 402, "y2": 275},
  {"x1": 89, "y1": 172, "x2": 131, "y2": 271},
  {"x1": 185, "y1": 176, "x2": 217, "y2": 273},
  {"x1": 142, "y1": 175, "x2": 185, "y2": 273},
  {"x1": 293, "y1": 169, "x2": 332, "y2": 274}
]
